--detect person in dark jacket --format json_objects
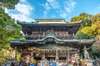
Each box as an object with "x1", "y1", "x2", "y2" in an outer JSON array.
[{"x1": 11, "y1": 62, "x2": 15, "y2": 66}]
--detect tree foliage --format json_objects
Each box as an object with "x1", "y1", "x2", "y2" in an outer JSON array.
[
  {"x1": 0, "y1": 9, "x2": 23, "y2": 64},
  {"x1": 72, "y1": 13, "x2": 100, "y2": 39},
  {"x1": 0, "y1": 0, "x2": 19, "y2": 8},
  {"x1": 0, "y1": 0, "x2": 21, "y2": 64},
  {"x1": 71, "y1": 13, "x2": 100, "y2": 57},
  {"x1": 0, "y1": 8, "x2": 22, "y2": 48},
  {"x1": 92, "y1": 45, "x2": 100, "y2": 58},
  {"x1": 71, "y1": 13, "x2": 92, "y2": 22}
]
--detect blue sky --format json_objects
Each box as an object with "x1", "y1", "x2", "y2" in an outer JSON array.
[{"x1": 5, "y1": 0, "x2": 100, "y2": 22}]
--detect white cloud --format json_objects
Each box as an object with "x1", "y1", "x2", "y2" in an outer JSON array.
[
  {"x1": 4, "y1": 0, "x2": 77, "y2": 21},
  {"x1": 43, "y1": 0, "x2": 60, "y2": 17},
  {"x1": 4, "y1": 0, "x2": 34, "y2": 22},
  {"x1": 47, "y1": 0, "x2": 60, "y2": 9},
  {"x1": 43, "y1": 0, "x2": 76, "y2": 19},
  {"x1": 59, "y1": 0, "x2": 76, "y2": 18},
  {"x1": 15, "y1": 3, "x2": 33, "y2": 16},
  {"x1": 20, "y1": 0, "x2": 27, "y2": 2}
]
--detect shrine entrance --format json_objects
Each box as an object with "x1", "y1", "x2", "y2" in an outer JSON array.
[{"x1": 21, "y1": 46, "x2": 80, "y2": 62}]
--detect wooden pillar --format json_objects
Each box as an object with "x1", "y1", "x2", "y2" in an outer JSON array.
[
  {"x1": 67, "y1": 49, "x2": 70, "y2": 63},
  {"x1": 56, "y1": 49, "x2": 59, "y2": 61},
  {"x1": 41, "y1": 49, "x2": 45, "y2": 60},
  {"x1": 44, "y1": 49, "x2": 46, "y2": 59},
  {"x1": 14, "y1": 47, "x2": 17, "y2": 60}
]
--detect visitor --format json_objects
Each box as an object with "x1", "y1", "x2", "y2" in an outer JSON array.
[
  {"x1": 30, "y1": 63, "x2": 35, "y2": 66},
  {"x1": 11, "y1": 62, "x2": 15, "y2": 66},
  {"x1": 29, "y1": 57, "x2": 36, "y2": 66},
  {"x1": 19, "y1": 60, "x2": 29, "y2": 66}
]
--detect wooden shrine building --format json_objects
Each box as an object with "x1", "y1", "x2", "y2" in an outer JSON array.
[{"x1": 10, "y1": 19, "x2": 95, "y2": 62}]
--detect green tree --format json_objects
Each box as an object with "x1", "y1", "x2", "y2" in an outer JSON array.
[
  {"x1": 0, "y1": 0, "x2": 21, "y2": 64},
  {"x1": 73, "y1": 13, "x2": 100, "y2": 57},
  {"x1": 71, "y1": 13, "x2": 92, "y2": 22},
  {"x1": 71, "y1": 13, "x2": 92, "y2": 27},
  {"x1": 0, "y1": 8, "x2": 22, "y2": 48},
  {"x1": 0, "y1": 0, "x2": 19, "y2": 8},
  {"x1": 91, "y1": 45, "x2": 100, "y2": 58},
  {"x1": 92, "y1": 13, "x2": 100, "y2": 23}
]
